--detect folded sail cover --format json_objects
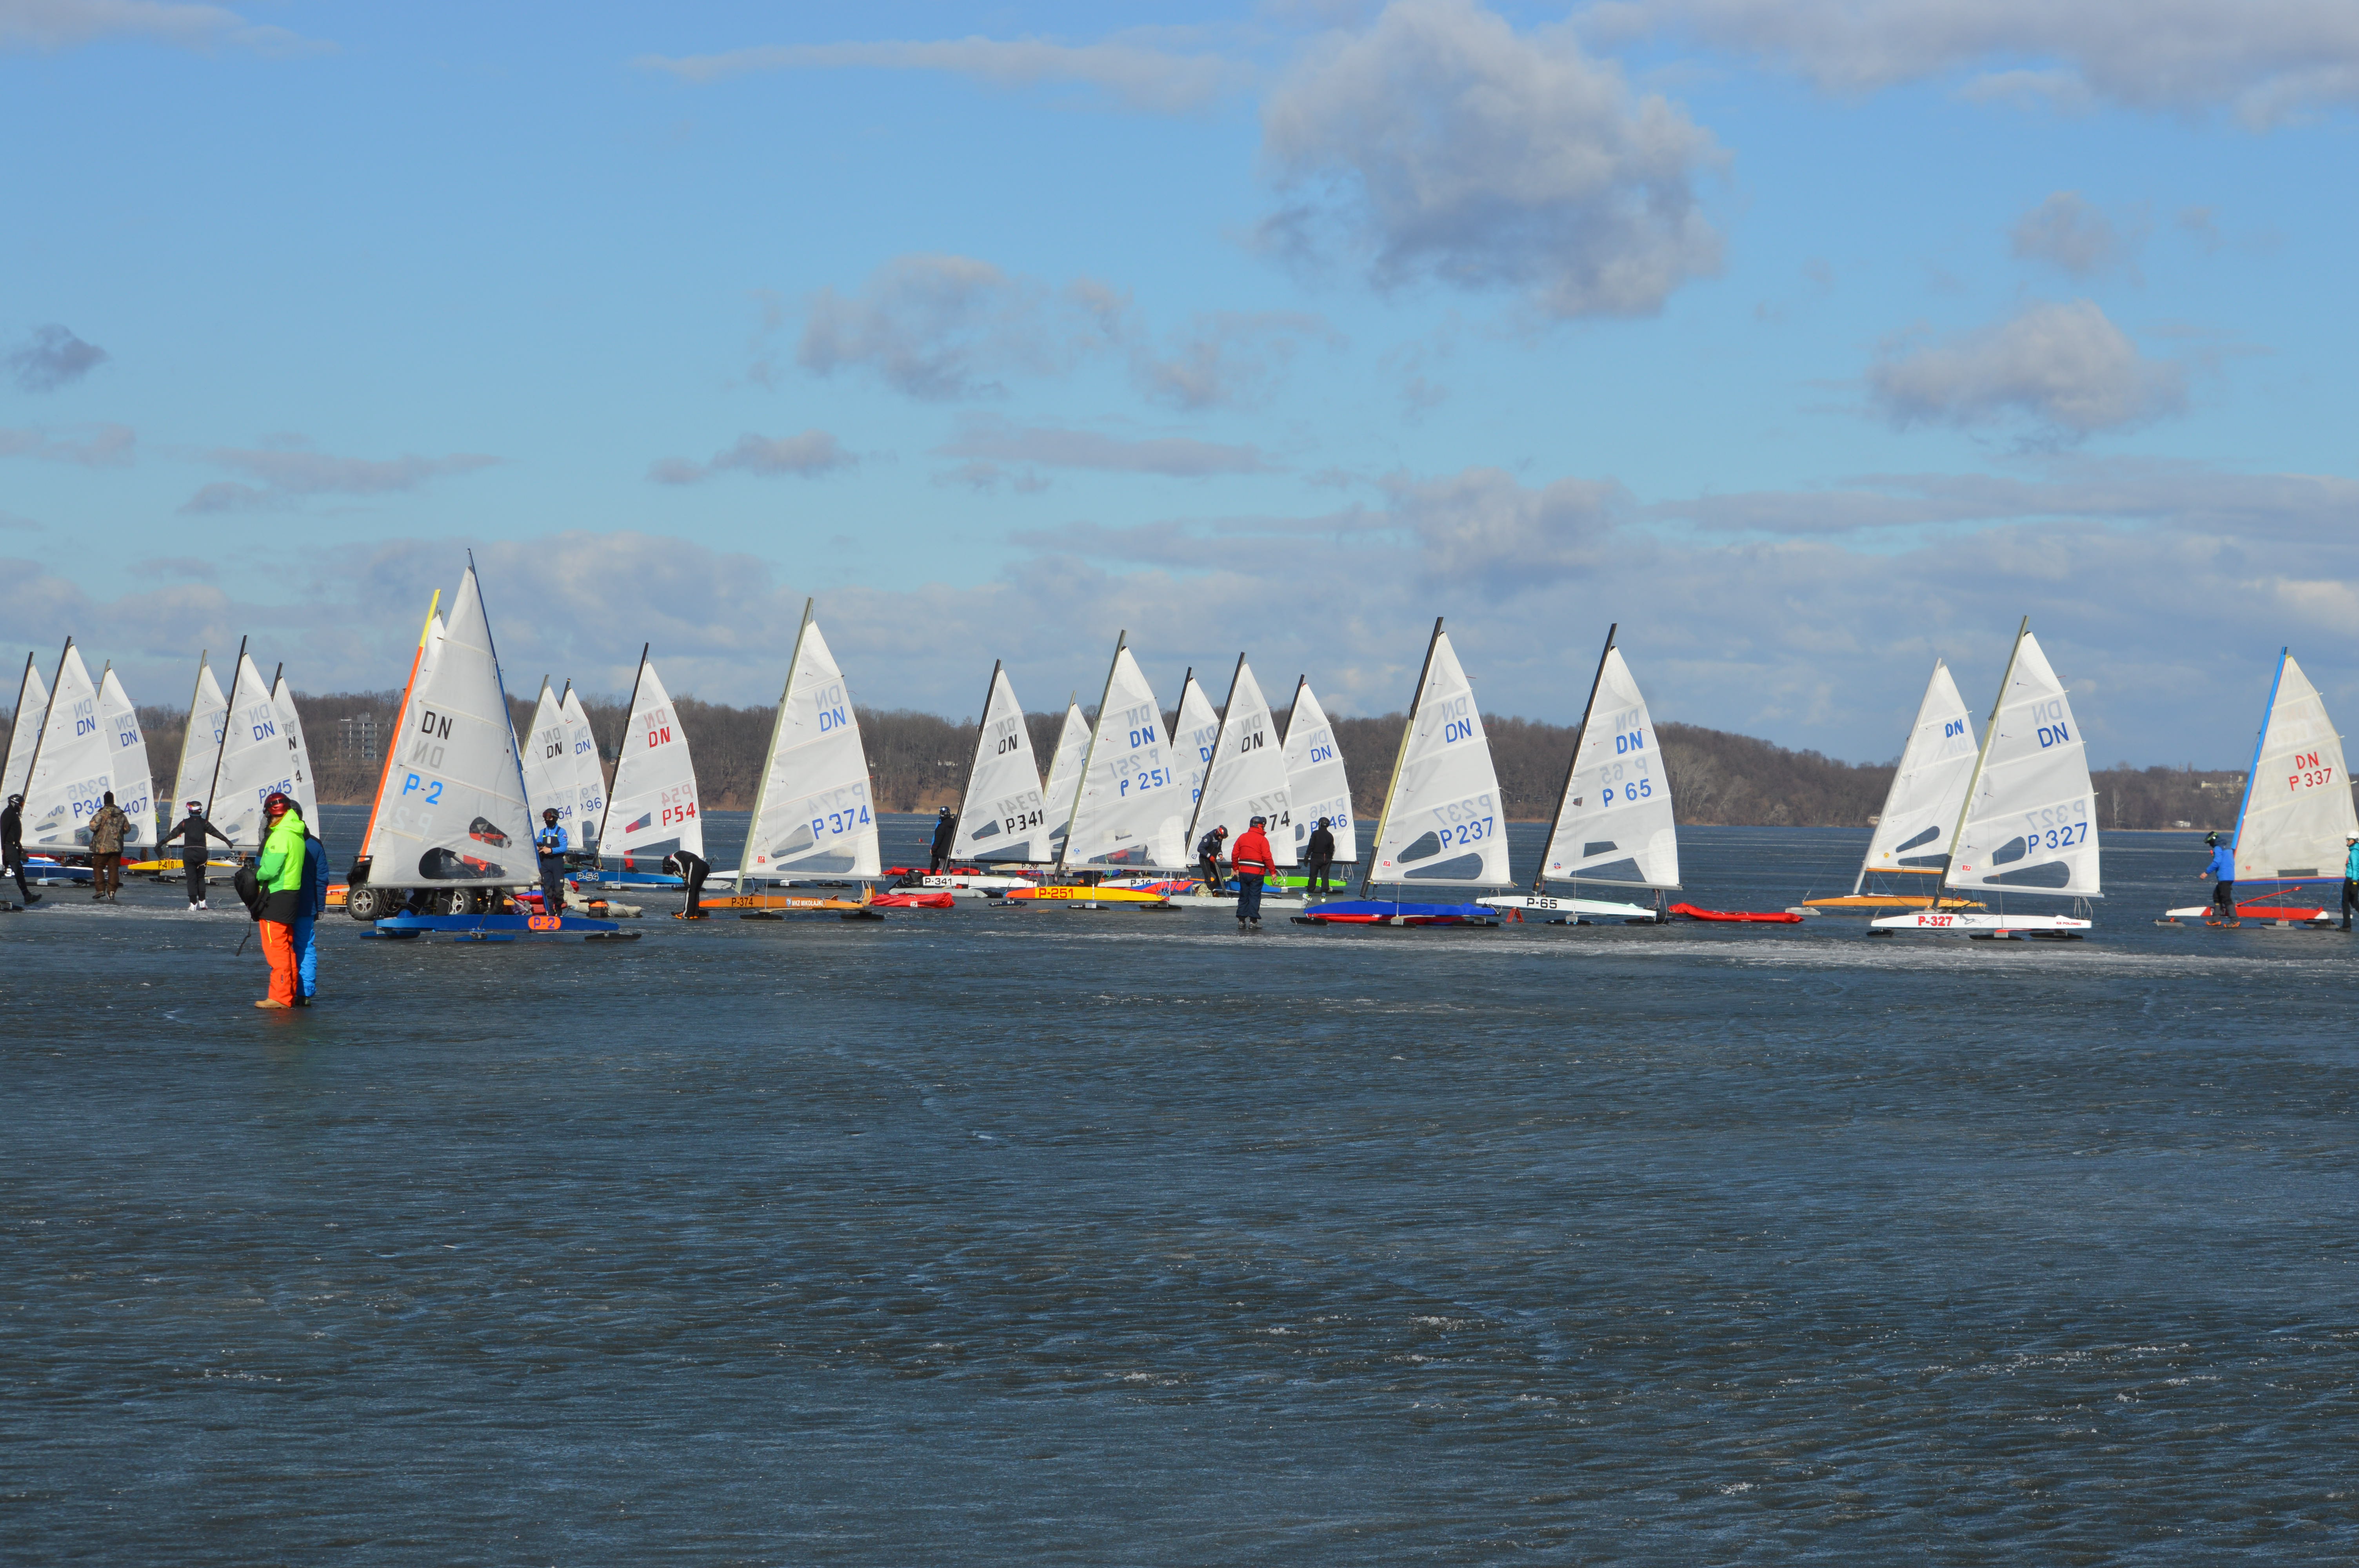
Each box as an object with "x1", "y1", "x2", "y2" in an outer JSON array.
[
  {"x1": 1947, "y1": 630, "x2": 2100, "y2": 898},
  {"x1": 2232, "y1": 651, "x2": 2355, "y2": 883},
  {"x1": 1856, "y1": 661, "x2": 1976, "y2": 886},
  {"x1": 1371, "y1": 630, "x2": 1509, "y2": 885},
  {"x1": 743, "y1": 618, "x2": 880, "y2": 878},
  {"x1": 1542, "y1": 647, "x2": 1678, "y2": 889},
  {"x1": 360, "y1": 569, "x2": 538, "y2": 885},
  {"x1": 952, "y1": 665, "x2": 1050, "y2": 862}
]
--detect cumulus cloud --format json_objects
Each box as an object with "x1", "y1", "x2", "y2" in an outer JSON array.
[
  {"x1": 1383, "y1": 466, "x2": 1627, "y2": 590},
  {"x1": 2009, "y1": 191, "x2": 2145, "y2": 278},
  {"x1": 0, "y1": 422, "x2": 134, "y2": 466},
  {"x1": 797, "y1": 254, "x2": 1130, "y2": 401},
  {"x1": 1579, "y1": 0, "x2": 2359, "y2": 125},
  {"x1": 0, "y1": 0, "x2": 326, "y2": 56},
  {"x1": 1261, "y1": 0, "x2": 1724, "y2": 318},
  {"x1": 935, "y1": 416, "x2": 1275, "y2": 492},
  {"x1": 636, "y1": 33, "x2": 1247, "y2": 114},
  {"x1": 1130, "y1": 310, "x2": 1344, "y2": 410},
  {"x1": 182, "y1": 440, "x2": 498, "y2": 512},
  {"x1": 6, "y1": 325, "x2": 107, "y2": 391},
  {"x1": 1869, "y1": 300, "x2": 2187, "y2": 439},
  {"x1": 649, "y1": 430, "x2": 854, "y2": 485}
]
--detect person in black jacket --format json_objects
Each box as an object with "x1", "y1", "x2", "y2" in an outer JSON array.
[
  {"x1": 2, "y1": 792, "x2": 36, "y2": 905},
  {"x1": 662, "y1": 848, "x2": 710, "y2": 918},
  {"x1": 162, "y1": 800, "x2": 236, "y2": 911},
  {"x1": 928, "y1": 807, "x2": 958, "y2": 873},
  {"x1": 1303, "y1": 817, "x2": 1337, "y2": 898},
  {"x1": 1197, "y1": 824, "x2": 1229, "y2": 897}
]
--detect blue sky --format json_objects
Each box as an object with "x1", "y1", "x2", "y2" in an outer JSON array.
[{"x1": 4, "y1": 0, "x2": 2355, "y2": 765}]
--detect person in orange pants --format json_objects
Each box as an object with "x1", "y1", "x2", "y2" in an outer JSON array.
[{"x1": 253, "y1": 791, "x2": 308, "y2": 1010}]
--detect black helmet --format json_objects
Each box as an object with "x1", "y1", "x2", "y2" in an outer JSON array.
[
  {"x1": 2205, "y1": 832, "x2": 2219, "y2": 847},
  {"x1": 1249, "y1": 814, "x2": 1266, "y2": 827},
  {"x1": 6, "y1": 793, "x2": 20, "y2": 807},
  {"x1": 543, "y1": 808, "x2": 561, "y2": 822},
  {"x1": 1318, "y1": 817, "x2": 1331, "y2": 829},
  {"x1": 1214, "y1": 824, "x2": 1228, "y2": 837}
]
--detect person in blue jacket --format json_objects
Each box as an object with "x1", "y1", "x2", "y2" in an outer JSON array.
[
  {"x1": 534, "y1": 808, "x2": 569, "y2": 917},
  {"x1": 2201, "y1": 833, "x2": 2236, "y2": 921},
  {"x1": 294, "y1": 822, "x2": 327, "y2": 1005},
  {"x1": 2342, "y1": 829, "x2": 2358, "y2": 933}
]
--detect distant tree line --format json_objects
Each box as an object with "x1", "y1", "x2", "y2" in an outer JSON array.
[{"x1": 65, "y1": 692, "x2": 2266, "y2": 834}]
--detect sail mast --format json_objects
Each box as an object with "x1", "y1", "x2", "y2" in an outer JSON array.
[
  {"x1": 598, "y1": 643, "x2": 651, "y2": 855},
  {"x1": 1362, "y1": 617, "x2": 1445, "y2": 898},
  {"x1": 740, "y1": 599, "x2": 814, "y2": 887},
  {"x1": 1537, "y1": 623, "x2": 1616, "y2": 892},
  {"x1": 2226, "y1": 648, "x2": 2284, "y2": 862},
  {"x1": 201, "y1": 635, "x2": 247, "y2": 817},
  {"x1": 1930, "y1": 617, "x2": 2028, "y2": 912},
  {"x1": 1185, "y1": 652, "x2": 1249, "y2": 848},
  {"x1": 1054, "y1": 631, "x2": 1125, "y2": 873}
]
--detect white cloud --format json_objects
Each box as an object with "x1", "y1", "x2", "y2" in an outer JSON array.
[
  {"x1": 2009, "y1": 191, "x2": 2145, "y2": 278},
  {"x1": 182, "y1": 440, "x2": 498, "y2": 512},
  {"x1": 1383, "y1": 466, "x2": 1626, "y2": 590},
  {"x1": 649, "y1": 430, "x2": 854, "y2": 485},
  {"x1": 1868, "y1": 300, "x2": 2187, "y2": 439},
  {"x1": 0, "y1": 0, "x2": 325, "y2": 55},
  {"x1": 1579, "y1": 0, "x2": 2359, "y2": 125},
  {"x1": 0, "y1": 422, "x2": 134, "y2": 466},
  {"x1": 797, "y1": 254, "x2": 1130, "y2": 401},
  {"x1": 1130, "y1": 310, "x2": 1344, "y2": 410},
  {"x1": 6, "y1": 325, "x2": 107, "y2": 391},
  {"x1": 1261, "y1": 0, "x2": 1724, "y2": 318},
  {"x1": 636, "y1": 33, "x2": 1248, "y2": 114}
]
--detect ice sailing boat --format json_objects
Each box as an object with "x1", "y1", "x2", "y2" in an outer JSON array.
[
  {"x1": 18, "y1": 640, "x2": 113, "y2": 857},
  {"x1": 96, "y1": 663, "x2": 156, "y2": 856},
  {"x1": 559, "y1": 683, "x2": 606, "y2": 854},
  {"x1": 3, "y1": 652, "x2": 51, "y2": 804},
  {"x1": 356, "y1": 565, "x2": 629, "y2": 940},
  {"x1": 1872, "y1": 618, "x2": 2097, "y2": 937},
  {"x1": 931, "y1": 660, "x2": 1052, "y2": 896},
  {"x1": 200, "y1": 646, "x2": 308, "y2": 849},
  {"x1": 1167, "y1": 655, "x2": 1301, "y2": 910},
  {"x1": 1298, "y1": 618, "x2": 1504, "y2": 926},
  {"x1": 1010, "y1": 634, "x2": 1187, "y2": 905},
  {"x1": 702, "y1": 599, "x2": 882, "y2": 918},
  {"x1": 518, "y1": 677, "x2": 580, "y2": 840},
  {"x1": 594, "y1": 645, "x2": 703, "y2": 887},
  {"x1": 1803, "y1": 660, "x2": 1985, "y2": 915},
  {"x1": 1483, "y1": 625, "x2": 1674, "y2": 925},
  {"x1": 342, "y1": 593, "x2": 441, "y2": 917},
  {"x1": 2162, "y1": 648, "x2": 2355, "y2": 927},
  {"x1": 1281, "y1": 676, "x2": 1355, "y2": 875},
  {"x1": 1171, "y1": 669, "x2": 1220, "y2": 820},
  {"x1": 1040, "y1": 695, "x2": 1091, "y2": 860}
]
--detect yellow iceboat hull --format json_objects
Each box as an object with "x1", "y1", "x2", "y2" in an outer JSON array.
[
  {"x1": 1803, "y1": 893, "x2": 1986, "y2": 913},
  {"x1": 695, "y1": 894, "x2": 869, "y2": 912},
  {"x1": 1005, "y1": 884, "x2": 1169, "y2": 904}
]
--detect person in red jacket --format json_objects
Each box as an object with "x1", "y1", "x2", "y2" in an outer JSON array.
[{"x1": 1229, "y1": 814, "x2": 1276, "y2": 929}]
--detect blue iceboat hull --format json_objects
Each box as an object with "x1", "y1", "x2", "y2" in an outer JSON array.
[{"x1": 371, "y1": 912, "x2": 638, "y2": 942}]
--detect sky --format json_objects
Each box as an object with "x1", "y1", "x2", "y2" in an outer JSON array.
[{"x1": 3, "y1": 0, "x2": 2355, "y2": 766}]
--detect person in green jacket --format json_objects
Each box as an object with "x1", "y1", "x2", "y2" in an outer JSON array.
[{"x1": 254, "y1": 792, "x2": 308, "y2": 1009}]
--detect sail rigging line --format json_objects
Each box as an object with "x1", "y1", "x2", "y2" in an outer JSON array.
[
  {"x1": 1536, "y1": 623, "x2": 1617, "y2": 894},
  {"x1": 739, "y1": 598, "x2": 815, "y2": 887},
  {"x1": 1054, "y1": 630, "x2": 1125, "y2": 873},
  {"x1": 596, "y1": 642, "x2": 651, "y2": 855},
  {"x1": 1929, "y1": 616, "x2": 2027, "y2": 916},
  {"x1": 1361, "y1": 617, "x2": 1445, "y2": 899},
  {"x1": 358, "y1": 592, "x2": 441, "y2": 870}
]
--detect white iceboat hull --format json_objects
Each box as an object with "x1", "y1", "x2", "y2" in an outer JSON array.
[
  {"x1": 1479, "y1": 893, "x2": 1657, "y2": 921},
  {"x1": 1870, "y1": 910, "x2": 2093, "y2": 936}
]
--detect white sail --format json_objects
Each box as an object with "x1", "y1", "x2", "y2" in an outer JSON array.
[
  {"x1": 1042, "y1": 701, "x2": 1091, "y2": 856},
  {"x1": 1947, "y1": 628, "x2": 2099, "y2": 898},
  {"x1": 359, "y1": 568, "x2": 537, "y2": 886},
  {"x1": 1171, "y1": 672, "x2": 1220, "y2": 818},
  {"x1": 167, "y1": 659, "x2": 228, "y2": 818},
  {"x1": 1192, "y1": 660, "x2": 1298, "y2": 865},
  {"x1": 1281, "y1": 678, "x2": 1356, "y2": 864},
  {"x1": 2231, "y1": 651, "x2": 2356, "y2": 883},
  {"x1": 952, "y1": 664, "x2": 1050, "y2": 862},
  {"x1": 742, "y1": 616, "x2": 880, "y2": 878},
  {"x1": 207, "y1": 654, "x2": 295, "y2": 848},
  {"x1": 1856, "y1": 661, "x2": 1977, "y2": 888},
  {"x1": 1064, "y1": 643, "x2": 1188, "y2": 868},
  {"x1": 3, "y1": 655, "x2": 50, "y2": 803},
  {"x1": 97, "y1": 666, "x2": 156, "y2": 849},
  {"x1": 269, "y1": 676, "x2": 318, "y2": 828},
  {"x1": 1540, "y1": 645, "x2": 1679, "y2": 889},
  {"x1": 600, "y1": 656, "x2": 703, "y2": 862},
  {"x1": 560, "y1": 684, "x2": 606, "y2": 852},
  {"x1": 1370, "y1": 627, "x2": 1510, "y2": 886},
  {"x1": 21, "y1": 645, "x2": 111, "y2": 851},
  {"x1": 518, "y1": 680, "x2": 578, "y2": 840}
]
